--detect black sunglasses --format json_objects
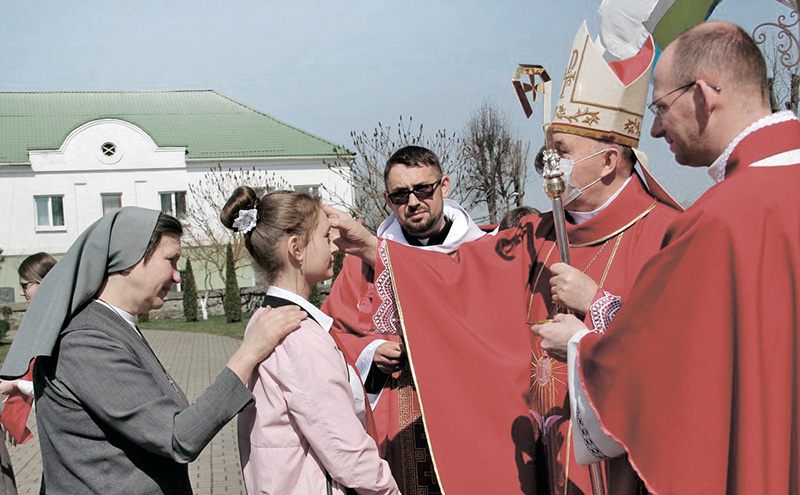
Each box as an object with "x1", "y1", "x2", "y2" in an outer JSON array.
[{"x1": 387, "y1": 178, "x2": 442, "y2": 205}]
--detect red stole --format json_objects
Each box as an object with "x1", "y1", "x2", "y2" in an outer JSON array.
[{"x1": 579, "y1": 118, "x2": 800, "y2": 494}]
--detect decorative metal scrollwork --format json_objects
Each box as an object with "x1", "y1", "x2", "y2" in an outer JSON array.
[{"x1": 753, "y1": 0, "x2": 800, "y2": 69}]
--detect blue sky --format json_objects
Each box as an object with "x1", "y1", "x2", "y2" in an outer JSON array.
[{"x1": 0, "y1": 0, "x2": 792, "y2": 211}]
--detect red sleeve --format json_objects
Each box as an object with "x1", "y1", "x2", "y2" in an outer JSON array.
[{"x1": 322, "y1": 255, "x2": 391, "y2": 366}]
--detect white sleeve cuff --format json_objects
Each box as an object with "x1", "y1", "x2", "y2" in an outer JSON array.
[
  {"x1": 356, "y1": 339, "x2": 389, "y2": 409},
  {"x1": 568, "y1": 330, "x2": 625, "y2": 465},
  {"x1": 17, "y1": 380, "x2": 34, "y2": 397}
]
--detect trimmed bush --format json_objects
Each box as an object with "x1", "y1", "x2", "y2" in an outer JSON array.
[
  {"x1": 0, "y1": 305, "x2": 10, "y2": 339},
  {"x1": 182, "y1": 259, "x2": 199, "y2": 322},
  {"x1": 309, "y1": 283, "x2": 321, "y2": 308},
  {"x1": 223, "y1": 243, "x2": 242, "y2": 323},
  {"x1": 332, "y1": 252, "x2": 345, "y2": 283}
]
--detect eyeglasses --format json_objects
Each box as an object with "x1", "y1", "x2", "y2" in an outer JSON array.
[
  {"x1": 387, "y1": 178, "x2": 442, "y2": 205},
  {"x1": 20, "y1": 281, "x2": 36, "y2": 292},
  {"x1": 647, "y1": 81, "x2": 721, "y2": 117}
]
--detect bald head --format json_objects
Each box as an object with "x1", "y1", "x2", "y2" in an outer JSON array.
[
  {"x1": 650, "y1": 22, "x2": 772, "y2": 167},
  {"x1": 669, "y1": 21, "x2": 769, "y2": 108}
]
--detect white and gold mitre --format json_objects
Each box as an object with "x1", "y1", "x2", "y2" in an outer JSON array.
[{"x1": 552, "y1": 21, "x2": 655, "y2": 148}]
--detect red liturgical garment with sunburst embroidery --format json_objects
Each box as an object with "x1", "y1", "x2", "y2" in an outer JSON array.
[
  {"x1": 374, "y1": 174, "x2": 678, "y2": 494},
  {"x1": 526, "y1": 173, "x2": 678, "y2": 495},
  {"x1": 578, "y1": 116, "x2": 800, "y2": 495}
]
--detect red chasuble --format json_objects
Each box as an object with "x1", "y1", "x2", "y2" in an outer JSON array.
[
  {"x1": 378, "y1": 233, "x2": 535, "y2": 494},
  {"x1": 579, "y1": 119, "x2": 800, "y2": 494},
  {"x1": 526, "y1": 174, "x2": 679, "y2": 495},
  {"x1": 377, "y1": 175, "x2": 678, "y2": 494}
]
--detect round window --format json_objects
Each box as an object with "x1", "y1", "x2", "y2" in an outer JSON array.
[{"x1": 101, "y1": 142, "x2": 117, "y2": 157}]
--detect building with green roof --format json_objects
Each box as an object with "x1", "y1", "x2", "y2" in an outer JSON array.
[{"x1": 0, "y1": 90, "x2": 353, "y2": 303}]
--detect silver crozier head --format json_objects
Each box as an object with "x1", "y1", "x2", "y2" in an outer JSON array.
[{"x1": 542, "y1": 148, "x2": 566, "y2": 199}]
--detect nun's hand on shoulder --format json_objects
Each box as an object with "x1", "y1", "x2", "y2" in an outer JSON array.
[{"x1": 227, "y1": 306, "x2": 307, "y2": 383}]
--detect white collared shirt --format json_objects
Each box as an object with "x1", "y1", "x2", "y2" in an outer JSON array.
[
  {"x1": 376, "y1": 198, "x2": 485, "y2": 253},
  {"x1": 95, "y1": 299, "x2": 143, "y2": 338},
  {"x1": 568, "y1": 175, "x2": 633, "y2": 225},
  {"x1": 708, "y1": 110, "x2": 798, "y2": 183},
  {"x1": 265, "y1": 286, "x2": 333, "y2": 333}
]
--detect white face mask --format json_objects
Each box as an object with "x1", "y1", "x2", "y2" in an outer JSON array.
[{"x1": 556, "y1": 149, "x2": 610, "y2": 205}]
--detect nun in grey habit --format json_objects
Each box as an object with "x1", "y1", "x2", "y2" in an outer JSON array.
[{"x1": 0, "y1": 207, "x2": 304, "y2": 495}]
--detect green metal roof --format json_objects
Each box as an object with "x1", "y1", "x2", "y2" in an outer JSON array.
[{"x1": 0, "y1": 90, "x2": 345, "y2": 163}]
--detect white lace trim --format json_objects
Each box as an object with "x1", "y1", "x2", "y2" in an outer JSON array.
[
  {"x1": 372, "y1": 242, "x2": 402, "y2": 335},
  {"x1": 708, "y1": 110, "x2": 798, "y2": 183},
  {"x1": 574, "y1": 400, "x2": 608, "y2": 460},
  {"x1": 588, "y1": 291, "x2": 622, "y2": 335}
]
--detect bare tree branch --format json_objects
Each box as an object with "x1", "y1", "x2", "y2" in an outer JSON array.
[
  {"x1": 761, "y1": 33, "x2": 800, "y2": 113},
  {"x1": 460, "y1": 102, "x2": 530, "y2": 224}
]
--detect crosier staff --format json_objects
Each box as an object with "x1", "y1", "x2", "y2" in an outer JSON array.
[{"x1": 513, "y1": 64, "x2": 607, "y2": 495}]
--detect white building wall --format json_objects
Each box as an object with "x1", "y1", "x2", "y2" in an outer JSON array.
[
  {"x1": 1, "y1": 119, "x2": 187, "y2": 256},
  {"x1": 0, "y1": 118, "x2": 352, "y2": 302}
]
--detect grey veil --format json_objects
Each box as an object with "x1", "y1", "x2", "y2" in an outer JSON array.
[{"x1": 0, "y1": 207, "x2": 161, "y2": 378}]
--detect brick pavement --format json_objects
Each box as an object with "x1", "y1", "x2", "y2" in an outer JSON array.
[{"x1": 7, "y1": 330, "x2": 248, "y2": 495}]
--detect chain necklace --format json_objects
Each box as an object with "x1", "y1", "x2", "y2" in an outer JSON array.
[{"x1": 582, "y1": 238, "x2": 610, "y2": 273}]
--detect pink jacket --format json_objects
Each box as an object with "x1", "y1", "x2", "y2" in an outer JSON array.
[{"x1": 238, "y1": 303, "x2": 399, "y2": 495}]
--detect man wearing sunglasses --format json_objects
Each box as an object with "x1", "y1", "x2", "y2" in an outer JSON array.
[
  {"x1": 325, "y1": 24, "x2": 682, "y2": 494},
  {"x1": 322, "y1": 145, "x2": 485, "y2": 493},
  {"x1": 536, "y1": 21, "x2": 800, "y2": 495}
]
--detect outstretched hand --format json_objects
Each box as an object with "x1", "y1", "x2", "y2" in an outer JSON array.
[
  {"x1": 323, "y1": 204, "x2": 378, "y2": 266},
  {"x1": 530, "y1": 313, "x2": 588, "y2": 361},
  {"x1": 227, "y1": 305, "x2": 307, "y2": 383},
  {"x1": 549, "y1": 262, "x2": 599, "y2": 314}
]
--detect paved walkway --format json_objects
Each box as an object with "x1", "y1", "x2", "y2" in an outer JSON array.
[{"x1": 7, "y1": 330, "x2": 248, "y2": 495}]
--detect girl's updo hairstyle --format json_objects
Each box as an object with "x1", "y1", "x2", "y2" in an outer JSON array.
[{"x1": 220, "y1": 186, "x2": 322, "y2": 285}]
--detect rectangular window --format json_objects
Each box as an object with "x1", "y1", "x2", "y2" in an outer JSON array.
[
  {"x1": 160, "y1": 191, "x2": 186, "y2": 218},
  {"x1": 101, "y1": 193, "x2": 122, "y2": 216},
  {"x1": 296, "y1": 184, "x2": 321, "y2": 197},
  {"x1": 35, "y1": 196, "x2": 65, "y2": 228}
]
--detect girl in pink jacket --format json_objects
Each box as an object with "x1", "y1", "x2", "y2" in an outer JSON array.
[{"x1": 222, "y1": 187, "x2": 399, "y2": 495}]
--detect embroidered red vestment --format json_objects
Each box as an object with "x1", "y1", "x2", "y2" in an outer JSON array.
[{"x1": 579, "y1": 119, "x2": 800, "y2": 494}]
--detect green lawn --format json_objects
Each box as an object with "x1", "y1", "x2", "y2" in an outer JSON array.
[
  {"x1": 138, "y1": 313, "x2": 253, "y2": 340},
  {"x1": 0, "y1": 314, "x2": 253, "y2": 366},
  {"x1": 0, "y1": 341, "x2": 11, "y2": 367}
]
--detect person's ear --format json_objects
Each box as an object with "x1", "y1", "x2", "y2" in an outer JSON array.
[
  {"x1": 384, "y1": 190, "x2": 400, "y2": 211},
  {"x1": 286, "y1": 234, "x2": 304, "y2": 265},
  {"x1": 697, "y1": 79, "x2": 719, "y2": 117},
  {"x1": 440, "y1": 175, "x2": 451, "y2": 199},
  {"x1": 599, "y1": 148, "x2": 620, "y2": 179}
]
